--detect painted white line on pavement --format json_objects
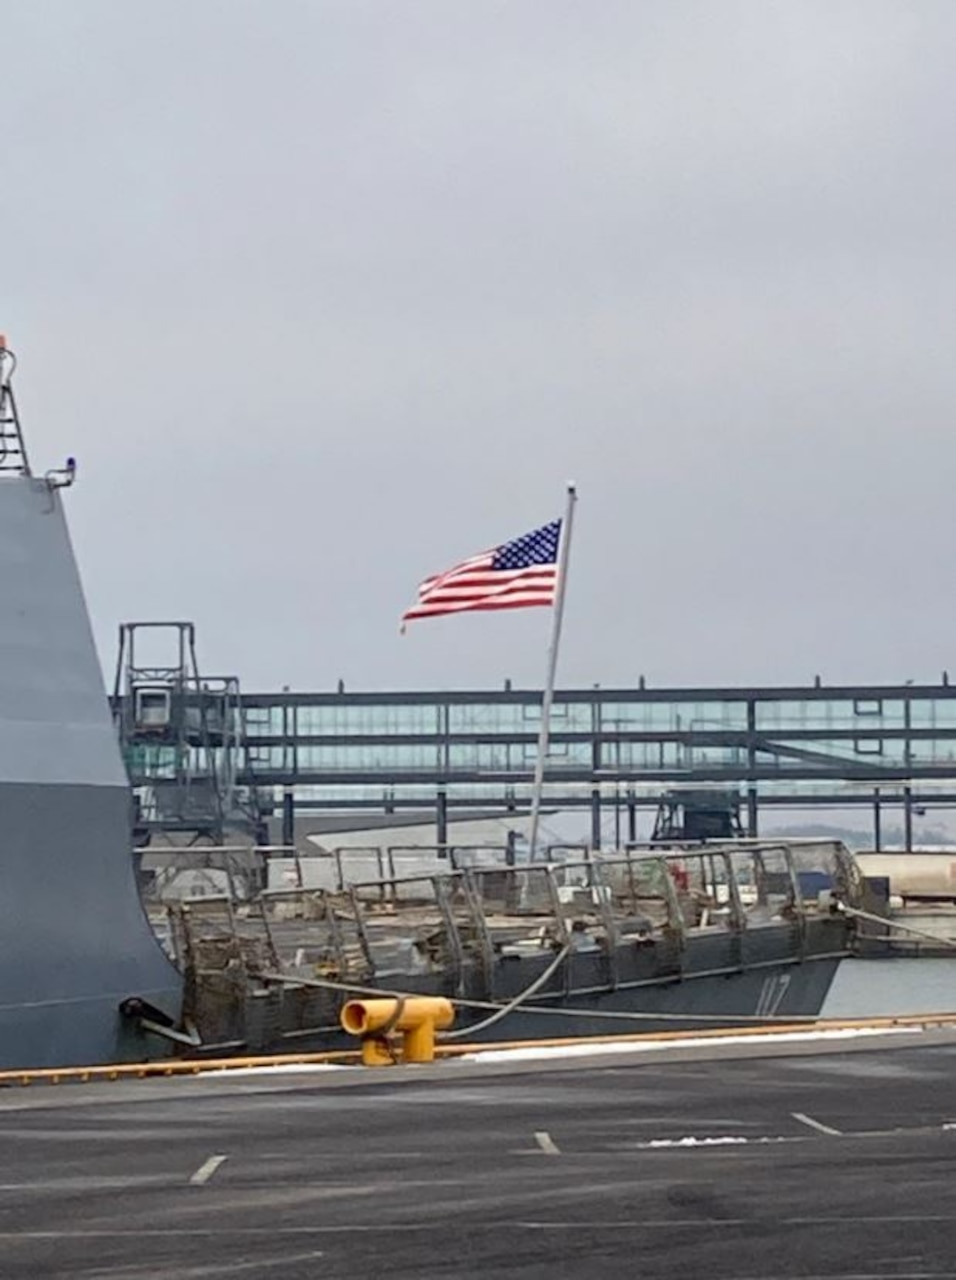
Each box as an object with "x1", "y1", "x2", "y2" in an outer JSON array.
[
  {"x1": 461, "y1": 1026, "x2": 917, "y2": 1065},
  {"x1": 609, "y1": 1135, "x2": 798, "y2": 1152},
  {"x1": 189, "y1": 1155, "x2": 228, "y2": 1185},
  {"x1": 534, "y1": 1130, "x2": 561, "y2": 1155},
  {"x1": 792, "y1": 1111, "x2": 842, "y2": 1136}
]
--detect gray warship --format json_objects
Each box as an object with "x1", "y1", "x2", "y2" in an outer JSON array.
[{"x1": 160, "y1": 837, "x2": 956, "y2": 1056}]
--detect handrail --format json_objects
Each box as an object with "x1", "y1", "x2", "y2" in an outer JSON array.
[{"x1": 169, "y1": 842, "x2": 857, "y2": 1004}]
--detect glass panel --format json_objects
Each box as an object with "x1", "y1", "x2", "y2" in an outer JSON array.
[
  {"x1": 756, "y1": 738, "x2": 906, "y2": 766},
  {"x1": 446, "y1": 701, "x2": 592, "y2": 733},
  {"x1": 442, "y1": 741, "x2": 588, "y2": 769},
  {"x1": 600, "y1": 702, "x2": 677, "y2": 730},
  {"x1": 755, "y1": 700, "x2": 905, "y2": 731},
  {"x1": 292, "y1": 744, "x2": 442, "y2": 770},
  {"x1": 446, "y1": 743, "x2": 510, "y2": 769},
  {"x1": 754, "y1": 699, "x2": 811, "y2": 731},
  {"x1": 853, "y1": 699, "x2": 882, "y2": 716},
  {"x1": 448, "y1": 703, "x2": 524, "y2": 733},
  {"x1": 125, "y1": 743, "x2": 180, "y2": 778},
  {"x1": 679, "y1": 741, "x2": 748, "y2": 769},
  {"x1": 911, "y1": 699, "x2": 956, "y2": 730},
  {"x1": 243, "y1": 705, "x2": 281, "y2": 733},
  {"x1": 553, "y1": 701, "x2": 599, "y2": 730},
  {"x1": 686, "y1": 701, "x2": 749, "y2": 729},
  {"x1": 600, "y1": 741, "x2": 673, "y2": 769},
  {"x1": 908, "y1": 739, "x2": 956, "y2": 764},
  {"x1": 288, "y1": 703, "x2": 441, "y2": 735}
]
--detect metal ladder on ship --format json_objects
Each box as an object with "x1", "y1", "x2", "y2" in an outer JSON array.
[{"x1": 0, "y1": 337, "x2": 31, "y2": 476}]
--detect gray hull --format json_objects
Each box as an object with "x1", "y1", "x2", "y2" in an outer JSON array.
[
  {"x1": 207, "y1": 919, "x2": 853, "y2": 1054},
  {"x1": 483, "y1": 953, "x2": 956, "y2": 1044},
  {"x1": 0, "y1": 478, "x2": 181, "y2": 1069},
  {"x1": 245, "y1": 950, "x2": 956, "y2": 1055},
  {"x1": 453, "y1": 959, "x2": 844, "y2": 1044}
]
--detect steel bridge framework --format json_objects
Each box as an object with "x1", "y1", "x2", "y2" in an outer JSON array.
[{"x1": 114, "y1": 666, "x2": 956, "y2": 848}]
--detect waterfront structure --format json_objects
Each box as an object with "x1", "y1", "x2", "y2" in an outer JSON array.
[{"x1": 112, "y1": 625, "x2": 956, "y2": 849}]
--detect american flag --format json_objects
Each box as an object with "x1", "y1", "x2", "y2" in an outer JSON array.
[{"x1": 401, "y1": 518, "x2": 562, "y2": 626}]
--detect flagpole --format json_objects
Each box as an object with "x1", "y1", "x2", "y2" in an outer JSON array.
[{"x1": 527, "y1": 482, "x2": 577, "y2": 862}]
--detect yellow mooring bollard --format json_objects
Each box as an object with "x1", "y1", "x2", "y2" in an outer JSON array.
[{"x1": 340, "y1": 996, "x2": 455, "y2": 1066}]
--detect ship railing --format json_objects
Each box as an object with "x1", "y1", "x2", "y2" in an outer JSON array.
[
  {"x1": 160, "y1": 838, "x2": 860, "y2": 989},
  {"x1": 258, "y1": 845, "x2": 395, "y2": 894},
  {"x1": 578, "y1": 840, "x2": 854, "y2": 936},
  {"x1": 263, "y1": 843, "x2": 601, "y2": 898},
  {"x1": 262, "y1": 837, "x2": 859, "y2": 898},
  {"x1": 256, "y1": 886, "x2": 374, "y2": 980},
  {"x1": 320, "y1": 864, "x2": 578, "y2": 988},
  {"x1": 273, "y1": 845, "x2": 514, "y2": 895},
  {"x1": 164, "y1": 891, "x2": 281, "y2": 980},
  {"x1": 330, "y1": 870, "x2": 470, "y2": 982},
  {"x1": 290, "y1": 841, "x2": 851, "y2": 954}
]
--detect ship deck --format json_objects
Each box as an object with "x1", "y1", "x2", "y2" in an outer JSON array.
[{"x1": 3, "y1": 1027, "x2": 956, "y2": 1278}]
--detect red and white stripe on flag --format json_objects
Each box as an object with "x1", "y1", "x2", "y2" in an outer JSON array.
[{"x1": 401, "y1": 518, "x2": 561, "y2": 625}]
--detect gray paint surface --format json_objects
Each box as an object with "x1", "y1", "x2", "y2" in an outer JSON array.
[
  {"x1": 821, "y1": 956, "x2": 956, "y2": 1018},
  {"x1": 0, "y1": 478, "x2": 181, "y2": 1068}
]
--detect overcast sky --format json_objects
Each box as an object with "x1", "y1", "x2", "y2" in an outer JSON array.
[{"x1": 3, "y1": 1, "x2": 955, "y2": 693}]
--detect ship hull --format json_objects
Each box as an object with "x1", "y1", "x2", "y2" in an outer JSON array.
[{"x1": 0, "y1": 479, "x2": 182, "y2": 1070}]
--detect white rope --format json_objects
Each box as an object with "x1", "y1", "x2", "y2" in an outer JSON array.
[
  {"x1": 440, "y1": 944, "x2": 572, "y2": 1040},
  {"x1": 258, "y1": 964, "x2": 822, "y2": 1025}
]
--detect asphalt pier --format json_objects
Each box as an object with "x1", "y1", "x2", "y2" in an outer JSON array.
[{"x1": 2, "y1": 1029, "x2": 956, "y2": 1278}]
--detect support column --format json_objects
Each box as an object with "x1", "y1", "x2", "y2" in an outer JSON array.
[
  {"x1": 746, "y1": 698, "x2": 758, "y2": 837},
  {"x1": 746, "y1": 788, "x2": 758, "y2": 839},
  {"x1": 903, "y1": 697, "x2": 913, "y2": 852},
  {"x1": 873, "y1": 788, "x2": 882, "y2": 851},
  {"x1": 436, "y1": 788, "x2": 448, "y2": 851},
  {"x1": 281, "y1": 788, "x2": 295, "y2": 847},
  {"x1": 590, "y1": 787, "x2": 602, "y2": 850},
  {"x1": 626, "y1": 790, "x2": 637, "y2": 846}
]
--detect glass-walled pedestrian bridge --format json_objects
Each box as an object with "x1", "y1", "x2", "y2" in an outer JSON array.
[{"x1": 117, "y1": 679, "x2": 956, "y2": 847}]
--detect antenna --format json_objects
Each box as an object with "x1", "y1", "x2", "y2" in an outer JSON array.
[{"x1": 0, "y1": 336, "x2": 31, "y2": 476}]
